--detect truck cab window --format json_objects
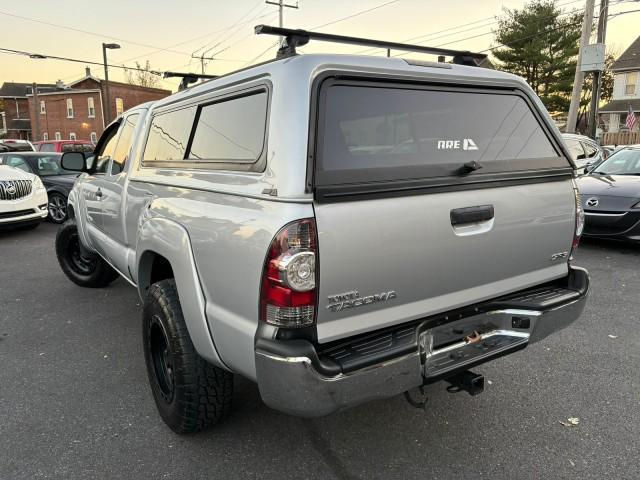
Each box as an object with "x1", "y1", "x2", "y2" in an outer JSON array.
[
  {"x1": 111, "y1": 114, "x2": 139, "y2": 175},
  {"x1": 93, "y1": 126, "x2": 121, "y2": 174}
]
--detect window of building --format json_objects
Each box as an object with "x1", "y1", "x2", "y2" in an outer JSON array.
[
  {"x1": 43, "y1": 132, "x2": 49, "y2": 141},
  {"x1": 40, "y1": 100, "x2": 46, "y2": 115},
  {"x1": 115, "y1": 98, "x2": 124, "y2": 116},
  {"x1": 626, "y1": 72, "x2": 637, "y2": 96},
  {"x1": 66, "y1": 98, "x2": 74, "y2": 118},
  {"x1": 90, "y1": 131, "x2": 97, "y2": 143},
  {"x1": 55, "y1": 132, "x2": 61, "y2": 141},
  {"x1": 188, "y1": 91, "x2": 268, "y2": 164},
  {"x1": 69, "y1": 132, "x2": 77, "y2": 140},
  {"x1": 87, "y1": 97, "x2": 95, "y2": 118}
]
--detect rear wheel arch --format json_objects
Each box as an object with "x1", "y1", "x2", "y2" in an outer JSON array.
[{"x1": 138, "y1": 251, "x2": 175, "y2": 297}]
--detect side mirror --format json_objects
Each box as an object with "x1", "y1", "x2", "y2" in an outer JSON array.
[
  {"x1": 584, "y1": 163, "x2": 594, "y2": 174},
  {"x1": 61, "y1": 151, "x2": 86, "y2": 172}
]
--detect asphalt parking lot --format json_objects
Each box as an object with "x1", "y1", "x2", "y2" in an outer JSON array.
[{"x1": 1, "y1": 222, "x2": 639, "y2": 480}]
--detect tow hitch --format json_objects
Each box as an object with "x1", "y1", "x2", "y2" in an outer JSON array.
[{"x1": 445, "y1": 370, "x2": 485, "y2": 396}]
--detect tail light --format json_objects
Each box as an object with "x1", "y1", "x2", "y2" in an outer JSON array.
[
  {"x1": 260, "y1": 218, "x2": 318, "y2": 327},
  {"x1": 571, "y1": 178, "x2": 584, "y2": 257}
]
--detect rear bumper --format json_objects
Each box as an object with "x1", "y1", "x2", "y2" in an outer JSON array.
[{"x1": 255, "y1": 266, "x2": 589, "y2": 417}]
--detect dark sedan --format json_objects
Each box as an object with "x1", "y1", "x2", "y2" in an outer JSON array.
[
  {"x1": 577, "y1": 146, "x2": 640, "y2": 242},
  {"x1": 0, "y1": 152, "x2": 78, "y2": 223}
]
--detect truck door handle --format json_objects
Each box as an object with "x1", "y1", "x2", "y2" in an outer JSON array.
[
  {"x1": 96, "y1": 188, "x2": 103, "y2": 199},
  {"x1": 450, "y1": 205, "x2": 494, "y2": 226}
]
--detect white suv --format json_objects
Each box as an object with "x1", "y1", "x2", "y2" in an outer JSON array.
[{"x1": 0, "y1": 165, "x2": 48, "y2": 229}]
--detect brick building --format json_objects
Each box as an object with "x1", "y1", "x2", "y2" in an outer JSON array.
[
  {"x1": 15, "y1": 67, "x2": 171, "y2": 143},
  {"x1": 0, "y1": 82, "x2": 58, "y2": 140}
]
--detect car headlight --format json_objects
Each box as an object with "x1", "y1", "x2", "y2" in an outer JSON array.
[{"x1": 33, "y1": 176, "x2": 45, "y2": 191}]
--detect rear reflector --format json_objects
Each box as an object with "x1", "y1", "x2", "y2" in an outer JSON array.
[{"x1": 260, "y1": 219, "x2": 318, "y2": 327}]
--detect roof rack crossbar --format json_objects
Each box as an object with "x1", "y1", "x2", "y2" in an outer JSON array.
[
  {"x1": 254, "y1": 25, "x2": 487, "y2": 66},
  {"x1": 163, "y1": 71, "x2": 219, "y2": 91}
]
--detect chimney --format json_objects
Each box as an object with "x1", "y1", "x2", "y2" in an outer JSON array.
[
  {"x1": 85, "y1": 67, "x2": 91, "y2": 77},
  {"x1": 56, "y1": 79, "x2": 65, "y2": 89}
]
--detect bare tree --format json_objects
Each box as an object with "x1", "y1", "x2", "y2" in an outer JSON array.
[{"x1": 124, "y1": 61, "x2": 160, "y2": 88}]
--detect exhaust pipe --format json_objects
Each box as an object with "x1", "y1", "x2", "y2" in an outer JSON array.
[{"x1": 445, "y1": 370, "x2": 484, "y2": 396}]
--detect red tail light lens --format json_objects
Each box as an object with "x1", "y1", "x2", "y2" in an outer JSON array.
[{"x1": 260, "y1": 218, "x2": 318, "y2": 327}]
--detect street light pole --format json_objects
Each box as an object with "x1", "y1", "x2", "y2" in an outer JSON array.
[{"x1": 102, "y1": 43, "x2": 121, "y2": 125}]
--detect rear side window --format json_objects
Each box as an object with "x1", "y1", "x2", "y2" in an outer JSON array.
[
  {"x1": 142, "y1": 88, "x2": 268, "y2": 171},
  {"x1": 188, "y1": 91, "x2": 267, "y2": 163},
  {"x1": 143, "y1": 106, "x2": 196, "y2": 162},
  {"x1": 39, "y1": 143, "x2": 55, "y2": 152},
  {"x1": 316, "y1": 83, "x2": 567, "y2": 186}
]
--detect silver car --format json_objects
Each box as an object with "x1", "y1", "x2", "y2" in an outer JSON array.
[{"x1": 55, "y1": 28, "x2": 589, "y2": 433}]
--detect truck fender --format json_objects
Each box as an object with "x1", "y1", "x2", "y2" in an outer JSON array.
[{"x1": 136, "y1": 217, "x2": 226, "y2": 369}]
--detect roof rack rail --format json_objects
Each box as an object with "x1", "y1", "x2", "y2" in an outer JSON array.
[
  {"x1": 254, "y1": 25, "x2": 487, "y2": 66},
  {"x1": 163, "y1": 71, "x2": 219, "y2": 91}
]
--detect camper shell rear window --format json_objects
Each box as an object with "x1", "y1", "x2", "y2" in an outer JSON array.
[{"x1": 312, "y1": 78, "x2": 572, "y2": 197}]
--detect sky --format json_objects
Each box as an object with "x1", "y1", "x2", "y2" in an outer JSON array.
[{"x1": 0, "y1": 0, "x2": 638, "y2": 92}]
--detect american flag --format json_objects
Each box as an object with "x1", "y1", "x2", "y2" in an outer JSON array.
[{"x1": 625, "y1": 104, "x2": 637, "y2": 131}]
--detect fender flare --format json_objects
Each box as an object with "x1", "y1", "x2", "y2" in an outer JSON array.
[{"x1": 136, "y1": 217, "x2": 226, "y2": 369}]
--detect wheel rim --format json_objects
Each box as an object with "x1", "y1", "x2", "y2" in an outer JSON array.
[
  {"x1": 48, "y1": 195, "x2": 67, "y2": 222},
  {"x1": 66, "y1": 231, "x2": 98, "y2": 275},
  {"x1": 149, "y1": 315, "x2": 175, "y2": 403}
]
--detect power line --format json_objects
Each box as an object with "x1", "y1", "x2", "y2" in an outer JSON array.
[
  {"x1": 0, "y1": 9, "x2": 192, "y2": 56},
  {"x1": 0, "y1": 47, "x2": 163, "y2": 75},
  {"x1": 355, "y1": 0, "x2": 585, "y2": 55},
  {"x1": 311, "y1": 0, "x2": 399, "y2": 29}
]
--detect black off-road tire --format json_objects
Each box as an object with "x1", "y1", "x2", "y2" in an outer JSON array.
[
  {"x1": 55, "y1": 219, "x2": 119, "y2": 288},
  {"x1": 143, "y1": 279, "x2": 233, "y2": 434}
]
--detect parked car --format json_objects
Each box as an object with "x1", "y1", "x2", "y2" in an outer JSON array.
[
  {"x1": 54, "y1": 28, "x2": 589, "y2": 434},
  {"x1": 0, "y1": 164, "x2": 48, "y2": 230},
  {"x1": 0, "y1": 139, "x2": 35, "y2": 152},
  {"x1": 34, "y1": 140, "x2": 94, "y2": 153},
  {"x1": 577, "y1": 145, "x2": 640, "y2": 242},
  {"x1": 561, "y1": 133, "x2": 604, "y2": 170},
  {"x1": 0, "y1": 152, "x2": 78, "y2": 223}
]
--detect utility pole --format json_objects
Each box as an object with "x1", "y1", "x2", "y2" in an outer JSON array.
[
  {"x1": 588, "y1": 0, "x2": 609, "y2": 139},
  {"x1": 566, "y1": 0, "x2": 595, "y2": 134},
  {"x1": 266, "y1": 0, "x2": 298, "y2": 41},
  {"x1": 191, "y1": 54, "x2": 216, "y2": 75},
  {"x1": 31, "y1": 82, "x2": 40, "y2": 141}
]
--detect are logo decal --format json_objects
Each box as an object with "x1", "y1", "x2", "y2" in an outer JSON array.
[{"x1": 437, "y1": 138, "x2": 479, "y2": 151}]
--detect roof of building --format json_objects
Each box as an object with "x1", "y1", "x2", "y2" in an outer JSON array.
[
  {"x1": 612, "y1": 35, "x2": 640, "y2": 71},
  {"x1": 600, "y1": 98, "x2": 640, "y2": 113},
  {"x1": 0, "y1": 82, "x2": 59, "y2": 98},
  {"x1": 26, "y1": 89, "x2": 101, "y2": 97},
  {"x1": 68, "y1": 75, "x2": 171, "y2": 94}
]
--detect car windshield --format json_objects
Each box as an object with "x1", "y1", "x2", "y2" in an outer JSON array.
[
  {"x1": 592, "y1": 149, "x2": 640, "y2": 175},
  {"x1": 33, "y1": 155, "x2": 74, "y2": 176}
]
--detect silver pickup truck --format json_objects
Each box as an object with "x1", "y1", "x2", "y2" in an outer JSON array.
[{"x1": 56, "y1": 27, "x2": 589, "y2": 433}]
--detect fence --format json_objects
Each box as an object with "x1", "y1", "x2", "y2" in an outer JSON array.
[{"x1": 601, "y1": 131, "x2": 640, "y2": 146}]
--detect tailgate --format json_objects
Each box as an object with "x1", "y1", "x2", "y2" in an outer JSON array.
[{"x1": 311, "y1": 78, "x2": 575, "y2": 343}]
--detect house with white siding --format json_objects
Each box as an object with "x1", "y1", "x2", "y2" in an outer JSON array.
[{"x1": 600, "y1": 35, "x2": 640, "y2": 133}]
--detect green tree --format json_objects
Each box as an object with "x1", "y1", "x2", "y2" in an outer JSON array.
[{"x1": 492, "y1": 0, "x2": 582, "y2": 114}]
